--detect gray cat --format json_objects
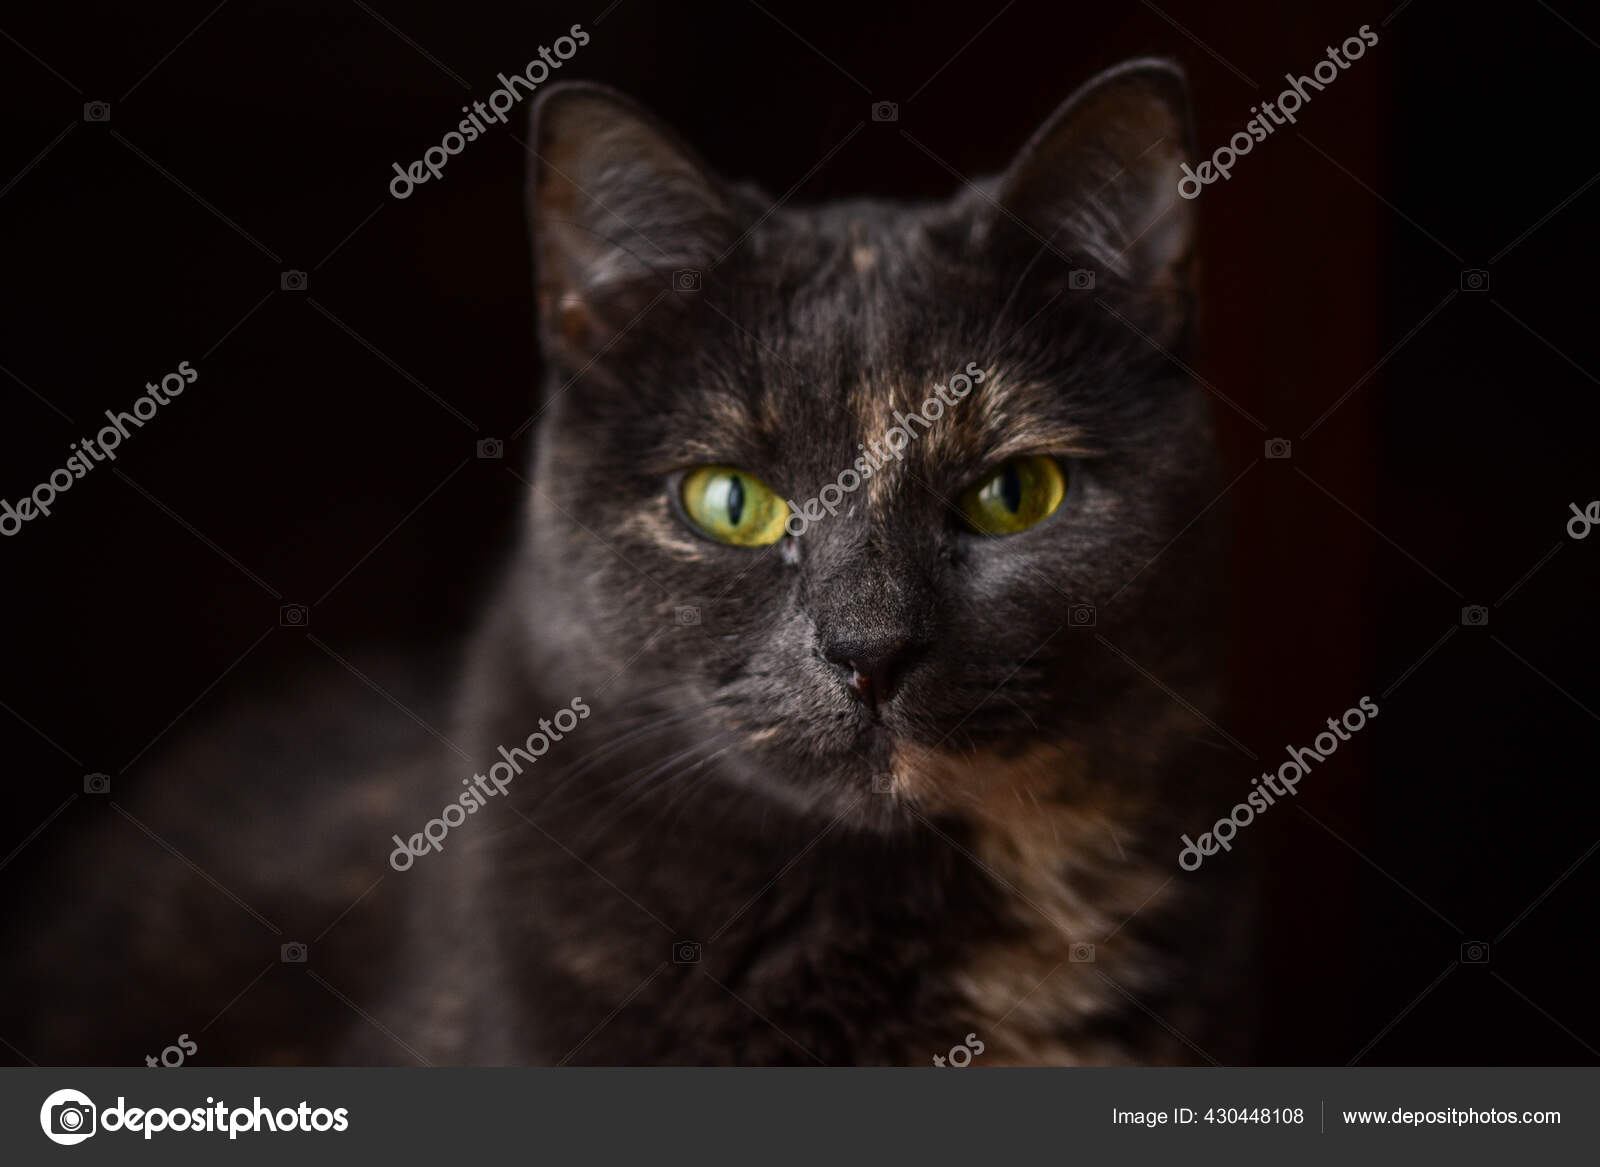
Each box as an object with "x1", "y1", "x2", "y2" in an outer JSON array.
[
  {"x1": 4, "y1": 59, "x2": 1253, "y2": 1066},
  {"x1": 371, "y1": 59, "x2": 1251, "y2": 1065}
]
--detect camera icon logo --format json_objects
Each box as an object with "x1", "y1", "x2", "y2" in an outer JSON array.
[
  {"x1": 280, "y1": 270, "x2": 308, "y2": 292},
  {"x1": 674, "y1": 606, "x2": 701, "y2": 626},
  {"x1": 1461, "y1": 605, "x2": 1489, "y2": 627},
  {"x1": 476, "y1": 438, "x2": 504, "y2": 460},
  {"x1": 1068, "y1": 269, "x2": 1095, "y2": 291},
  {"x1": 40, "y1": 1088, "x2": 97, "y2": 1145},
  {"x1": 1068, "y1": 603, "x2": 1096, "y2": 627},
  {"x1": 1460, "y1": 940, "x2": 1490, "y2": 964},
  {"x1": 672, "y1": 268, "x2": 702, "y2": 292},
  {"x1": 279, "y1": 603, "x2": 309, "y2": 628},
  {"x1": 83, "y1": 102, "x2": 110, "y2": 123},
  {"x1": 281, "y1": 942, "x2": 308, "y2": 963},
  {"x1": 83, "y1": 772, "x2": 111, "y2": 794},
  {"x1": 1069, "y1": 942, "x2": 1096, "y2": 963},
  {"x1": 870, "y1": 773, "x2": 895, "y2": 794},
  {"x1": 1265, "y1": 438, "x2": 1292, "y2": 459},
  {"x1": 672, "y1": 939, "x2": 702, "y2": 964},
  {"x1": 871, "y1": 101, "x2": 899, "y2": 122},
  {"x1": 1460, "y1": 268, "x2": 1490, "y2": 292}
]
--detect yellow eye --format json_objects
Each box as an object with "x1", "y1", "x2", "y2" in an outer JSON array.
[
  {"x1": 959, "y1": 455, "x2": 1066, "y2": 535},
  {"x1": 680, "y1": 465, "x2": 789, "y2": 546}
]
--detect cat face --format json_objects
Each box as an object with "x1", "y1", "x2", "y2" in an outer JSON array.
[{"x1": 520, "y1": 63, "x2": 1223, "y2": 828}]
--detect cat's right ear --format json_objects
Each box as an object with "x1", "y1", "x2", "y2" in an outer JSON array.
[{"x1": 528, "y1": 84, "x2": 735, "y2": 363}]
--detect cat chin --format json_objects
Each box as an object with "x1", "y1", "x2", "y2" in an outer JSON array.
[
  {"x1": 883, "y1": 737, "x2": 1096, "y2": 817},
  {"x1": 701, "y1": 733, "x2": 928, "y2": 836},
  {"x1": 731, "y1": 731, "x2": 1094, "y2": 837},
  {"x1": 717, "y1": 725, "x2": 1086, "y2": 837}
]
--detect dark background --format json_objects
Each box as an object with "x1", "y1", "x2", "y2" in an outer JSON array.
[{"x1": 2, "y1": 0, "x2": 1596, "y2": 1064}]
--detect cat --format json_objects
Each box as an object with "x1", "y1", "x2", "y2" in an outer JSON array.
[
  {"x1": 0, "y1": 58, "x2": 1253, "y2": 1067},
  {"x1": 359, "y1": 57, "x2": 1253, "y2": 1066}
]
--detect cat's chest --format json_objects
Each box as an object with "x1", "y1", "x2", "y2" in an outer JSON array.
[
  {"x1": 519, "y1": 807, "x2": 1177, "y2": 1065},
  {"x1": 941, "y1": 813, "x2": 1183, "y2": 1064}
]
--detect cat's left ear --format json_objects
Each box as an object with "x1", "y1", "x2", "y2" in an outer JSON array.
[
  {"x1": 986, "y1": 59, "x2": 1196, "y2": 330},
  {"x1": 528, "y1": 83, "x2": 736, "y2": 363}
]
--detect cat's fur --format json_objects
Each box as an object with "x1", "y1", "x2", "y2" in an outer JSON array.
[
  {"x1": 1, "y1": 60, "x2": 1253, "y2": 1066},
  {"x1": 362, "y1": 60, "x2": 1252, "y2": 1065}
]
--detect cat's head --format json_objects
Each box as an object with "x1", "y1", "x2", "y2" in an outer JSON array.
[{"x1": 517, "y1": 62, "x2": 1224, "y2": 830}]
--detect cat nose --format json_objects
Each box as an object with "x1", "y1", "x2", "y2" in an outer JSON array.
[{"x1": 823, "y1": 637, "x2": 925, "y2": 711}]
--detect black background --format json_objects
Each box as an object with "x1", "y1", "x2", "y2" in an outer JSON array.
[{"x1": 2, "y1": 0, "x2": 1596, "y2": 1065}]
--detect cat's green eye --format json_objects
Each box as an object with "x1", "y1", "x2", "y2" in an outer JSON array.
[
  {"x1": 680, "y1": 465, "x2": 789, "y2": 546},
  {"x1": 959, "y1": 455, "x2": 1067, "y2": 536}
]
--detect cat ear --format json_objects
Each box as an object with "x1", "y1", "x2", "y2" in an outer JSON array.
[
  {"x1": 986, "y1": 59, "x2": 1196, "y2": 325},
  {"x1": 528, "y1": 83, "x2": 736, "y2": 361}
]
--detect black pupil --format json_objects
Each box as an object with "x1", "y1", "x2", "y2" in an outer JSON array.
[
  {"x1": 726, "y1": 475, "x2": 745, "y2": 526},
  {"x1": 999, "y1": 464, "x2": 1023, "y2": 513}
]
